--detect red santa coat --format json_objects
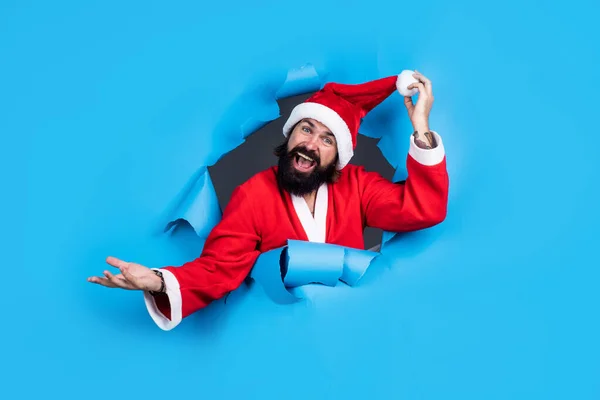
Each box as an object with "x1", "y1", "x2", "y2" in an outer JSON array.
[{"x1": 144, "y1": 132, "x2": 449, "y2": 330}]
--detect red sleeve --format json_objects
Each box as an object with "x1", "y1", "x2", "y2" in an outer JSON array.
[
  {"x1": 152, "y1": 293, "x2": 171, "y2": 320},
  {"x1": 360, "y1": 137, "x2": 449, "y2": 232},
  {"x1": 145, "y1": 184, "x2": 261, "y2": 330}
]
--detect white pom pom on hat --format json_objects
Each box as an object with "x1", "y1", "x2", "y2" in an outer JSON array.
[{"x1": 396, "y1": 70, "x2": 419, "y2": 97}]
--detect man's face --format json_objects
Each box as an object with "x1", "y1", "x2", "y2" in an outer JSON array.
[{"x1": 276, "y1": 118, "x2": 339, "y2": 196}]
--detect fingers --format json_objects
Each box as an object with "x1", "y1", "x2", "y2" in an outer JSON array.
[
  {"x1": 88, "y1": 256, "x2": 144, "y2": 290},
  {"x1": 88, "y1": 275, "x2": 119, "y2": 288},
  {"x1": 408, "y1": 73, "x2": 434, "y2": 110},
  {"x1": 407, "y1": 81, "x2": 425, "y2": 94},
  {"x1": 413, "y1": 70, "x2": 433, "y2": 96},
  {"x1": 104, "y1": 270, "x2": 133, "y2": 289},
  {"x1": 88, "y1": 270, "x2": 135, "y2": 290},
  {"x1": 105, "y1": 256, "x2": 138, "y2": 286},
  {"x1": 106, "y1": 256, "x2": 129, "y2": 270},
  {"x1": 413, "y1": 70, "x2": 431, "y2": 85}
]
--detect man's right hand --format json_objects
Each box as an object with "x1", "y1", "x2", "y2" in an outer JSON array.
[{"x1": 88, "y1": 256, "x2": 163, "y2": 292}]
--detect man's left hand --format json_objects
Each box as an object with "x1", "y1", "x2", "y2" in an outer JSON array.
[{"x1": 403, "y1": 70, "x2": 434, "y2": 135}]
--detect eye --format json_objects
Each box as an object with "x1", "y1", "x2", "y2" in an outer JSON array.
[
  {"x1": 323, "y1": 137, "x2": 333, "y2": 145},
  {"x1": 302, "y1": 126, "x2": 310, "y2": 133}
]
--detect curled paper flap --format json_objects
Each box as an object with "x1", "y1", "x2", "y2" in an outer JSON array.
[
  {"x1": 284, "y1": 241, "x2": 380, "y2": 288},
  {"x1": 164, "y1": 168, "x2": 222, "y2": 239},
  {"x1": 283, "y1": 240, "x2": 345, "y2": 287},
  {"x1": 340, "y1": 247, "x2": 380, "y2": 286},
  {"x1": 381, "y1": 231, "x2": 396, "y2": 250},
  {"x1": 249, "y1": 240, "x2": 381, "y2": 304},
  {"x1": 249, "y1": 246, "x2": 302, "y2": 305}
]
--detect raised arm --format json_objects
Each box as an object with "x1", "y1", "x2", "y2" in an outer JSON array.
[
  {"x1": 360, "y1": 132, "x2": 449, "y2": 232},
  {"x1": 360, "y1": 70, "x2": 449, "y2": 232}
]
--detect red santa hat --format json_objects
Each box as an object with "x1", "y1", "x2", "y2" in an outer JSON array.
[{"x1": 282, "y1": 73, "x2": 408, "y2": 169}]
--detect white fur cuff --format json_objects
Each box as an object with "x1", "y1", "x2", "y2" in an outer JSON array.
[
  {"x1": 408, "y1": 131, "x2": 445, "y2": 166},
  {"x1": 143, "y1": 269, "x2": 183, "y2": 331}
]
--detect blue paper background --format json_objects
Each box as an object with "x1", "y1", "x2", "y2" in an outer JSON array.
[{"x1": 2, "y1": 0, "x2": 599, "y2": 399}]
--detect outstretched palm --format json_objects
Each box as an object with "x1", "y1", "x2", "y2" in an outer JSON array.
[{"x1": 88, "y1": 256, "x2": 162, "y2": 292}]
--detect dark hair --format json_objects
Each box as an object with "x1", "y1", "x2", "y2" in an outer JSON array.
[
  {"x1": 273, "y1": 121, "x2": 298, "y2": 158},
  {"x1": 273, "y1": 136, "x2": 289, "y2": 158}
]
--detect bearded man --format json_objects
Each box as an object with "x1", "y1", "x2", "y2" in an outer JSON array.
[{"x1": 88, "y1": 71, "x2": 450, "y2": 331}]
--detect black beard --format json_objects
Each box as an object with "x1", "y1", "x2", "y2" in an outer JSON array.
[{"x1": 277, "y1": 145, "x2": 337, "y2": 196}]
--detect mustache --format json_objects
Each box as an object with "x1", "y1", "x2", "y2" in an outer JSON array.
[{"x1": 288, "y1": 146, "x2": 320, "y2": 164}]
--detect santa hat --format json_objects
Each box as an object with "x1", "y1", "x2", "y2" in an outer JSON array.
[{"x1": 282, "y1": 73, "x2": 409, "y2": 169}]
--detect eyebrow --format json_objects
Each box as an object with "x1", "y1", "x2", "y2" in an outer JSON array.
[{"x1": 301, "y1": 119, "x2": 335, "y2": 137}]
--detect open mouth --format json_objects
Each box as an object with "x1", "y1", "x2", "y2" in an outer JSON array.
[{"x1": 293, "y1": 152, "x2": 317, "y2": 172}]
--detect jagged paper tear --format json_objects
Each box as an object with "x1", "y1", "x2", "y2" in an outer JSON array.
[
  {"x1": 164, "y1": 167, "x2": 222, "y2": 238},
  {"x1": 249, "y1": 239, "x2": 380, "y2": 304},
  {"x1": 275, "y1": 63, "x2": 323, "y2": 99}
]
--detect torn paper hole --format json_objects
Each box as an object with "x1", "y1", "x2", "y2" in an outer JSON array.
[{"x1": 163, "y1": 63, "x2": 404, "y2": 302}]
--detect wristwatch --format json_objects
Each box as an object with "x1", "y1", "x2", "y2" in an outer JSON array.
[{"x1": 149, "y1": 269, "x2": 166, "y2": 295}]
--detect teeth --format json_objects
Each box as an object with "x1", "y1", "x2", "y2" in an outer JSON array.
[{"x1": 297, "y1": 153, "x2": 314, "y2": 162}]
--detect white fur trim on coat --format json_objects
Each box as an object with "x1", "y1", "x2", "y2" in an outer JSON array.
[
  {"x1": 282, "y1": 102, "x2": 354, "y2": 170},
  {"x1": 143, "y1": 269, "x2": 182, "y2": 331},
  {"x1": 408, "y1": 131, "x2": 445, "y2": 166}
]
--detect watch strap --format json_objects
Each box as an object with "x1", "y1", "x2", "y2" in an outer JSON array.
[{"x1": 149, "y1": 269, "x2": 166, "y2": 295}]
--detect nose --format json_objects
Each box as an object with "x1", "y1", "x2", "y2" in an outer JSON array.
[{"x1": 303, "y1": 134, "x2": 319, "y2": 151}]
